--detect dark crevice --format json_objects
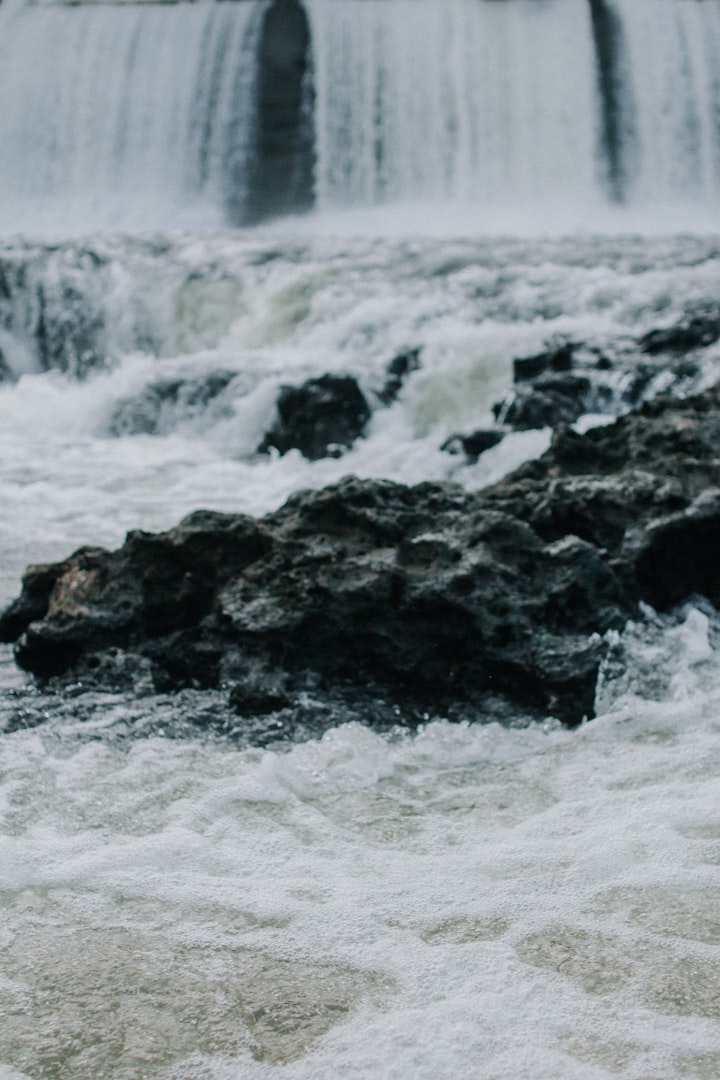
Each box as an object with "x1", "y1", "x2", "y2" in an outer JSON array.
[
  {"x1": 588, "y1": 0, "x2": 634, "y2": 203},
  {"x1": 228, "y1": 0, "x2": 315, "y2": 225}
]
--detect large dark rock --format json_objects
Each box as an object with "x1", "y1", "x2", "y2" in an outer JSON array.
[
  {"x1": 7, "y1": 384, "x2": 720, "y2": 728},
  {"x1": 0, "y1": 479, "x2": 621, "y2": 725},
  {"x1": 639, "y1": 308, "x2": 720, "y2": 356},
  {"x1": 258, "y1": 374, "x2": 371, "y2": 460}
]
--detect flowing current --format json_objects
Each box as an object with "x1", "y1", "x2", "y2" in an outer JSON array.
[
  {"x1": 2, "y1": 2, "x2": 720, "y2": 1078},
  {"x1": 1, "y1": 0, "x2": 720, "y2": 230}
]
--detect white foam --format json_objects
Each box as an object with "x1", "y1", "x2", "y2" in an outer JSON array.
[
  {"x1": 1, "y1": 234, "x2": 720, "y2": 1077},
  {"x1": 1, "y1": 621, "x2": 720, "y2": 1077}
]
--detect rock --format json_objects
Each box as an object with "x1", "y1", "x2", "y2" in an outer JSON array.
[
  {"x1": 228, "y1": 670, "x2": 292, "y2": 717},
  {"x1": 534, "y1": 373, "x2": 592, "y2": 399},
  {"x1": 513, "y1": 339, "x2": 575, "y2": 382},
  {"x1": 0, "y1": 345, "x2": 11, "y2": 381},
  {"x1": 639, "y1": 308, "x2": 720, "y2": 356},
  {"x1": 493, "y1": 374, "x2": 591, "y2": 429},
  {"x1": 0, "y1": 551, "x2": 103, "y2": 646},
  {"x1": 258, "y1": 373, "x2": 371, "y2": 460},
  {"x1": 441, "y1": 429, "x2": 506, "y2": 462},
  {"x1": 4, "y1": 512, "x2": 270, "y2": 678},
  {"x1": 8, "y1": 384, "x2": 720, "y2": 729},
  {"x1": 3, "y1": 476, "x2": 623, "y2": 724},
  {"x1": 499, "y1": 326, "x2": 708, "y2": 435},
  {"x1": 530, "y1": 632, "x2": 607, "y2": 724},
  {"x1": 376, "y1": 347, "x2": 422, "y2": 405},
  {"x1": 493, "y1": 388, "x2": 581, "y2": 429},
  {"x1": 71, "y1": 647, "x2": 157, "y2": 696},
  {"x1": 630, "y1": 489, "x2": 720, "y2": 610}
]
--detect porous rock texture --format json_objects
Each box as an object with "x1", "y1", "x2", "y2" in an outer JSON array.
[{"x1": 4, "y1": 385, "x2": 720, "y2": 727}]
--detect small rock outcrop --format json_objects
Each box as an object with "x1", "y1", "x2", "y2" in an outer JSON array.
[
  {"x1": 376, "y1": 347, "x2": 422, "y2": 406},
  {"x1": 512, "y1": 339, "x2": 576, "y2": 383},
  {"x1": 258, "y1": 373, "x2": 371, "y2": 460},
  {"x1": 639, "y1": 307, "x2": 720, "y2": 356},
  {"x1": 490, "y1": 320, "x2": 709, "y2": 433},
  {"x1": 440, "y1": 429, "x2": 506, "y2": 462},
  {"x1": 107, "y1": 372, "x2": 236, "y2": 436},
  {"x1": 494, "y1": 373, "x2": 592, "y2": 429}
]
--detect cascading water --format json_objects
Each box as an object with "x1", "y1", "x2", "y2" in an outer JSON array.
[
  {"x1": 308, "y1": 0, "x2": 599, "y2": 211},
  {"x1": 611, "y1": 0, "x2": 720, "y2": 206},
  {"x1": 0, "y1": 0, "x2": 264, "y2": 232},
  {"x1": 3, "y1": 4, "x2": 720, "y2": 1080},
  {"x1": 0, "y1": 0, "x2": 719, "y2": 231}
]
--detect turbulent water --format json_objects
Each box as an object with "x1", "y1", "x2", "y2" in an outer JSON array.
[
  {"x1": 2, "y1": 232, "x2": 720, "y2": 1080},
  {"x1": 2, "y1": 0, "x2": 720, "y2": 1076}
]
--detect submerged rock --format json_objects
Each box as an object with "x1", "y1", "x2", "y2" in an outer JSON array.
[
  {"x1": 6, "y1": 384, "x2": 720, "y2": 728},
  {"x1": 376, "y1": 347, "x2": 422, "y2": 406},
  {"x1": 258, "y1": 373, "x2": 371, "y2": 460},
  {"x1": 441, "y1": 429, "x2": 506, "y2": 463},
  {"x1": 639, "y1": 307, "x2": 720, "y2": 356},
  {"x1": 513, "y1": 339, "x2": 575, "y2": 383},
  {"x1": 494, "y1": 333, "x2": 705, "y2": 432},
  {"x1": 107, "y1": 371, "x2": 236, "y2": 436},
  {"x1": 493, "y1": 374, "x2": 591, "y2": 429}
]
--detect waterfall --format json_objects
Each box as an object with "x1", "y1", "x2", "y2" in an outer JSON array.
[
  {"x1": 611, "y1": 0, "x2": 720, "y2": 205},
  {"x1": 0, "y1": 1, "x2": 264, "y2": 232},
  {"x1": 0, "y1": 0, "x2": 718, "y2": 232},
  {"x1": 307, "y1": 0, "x2": 598, "y2": 211}
]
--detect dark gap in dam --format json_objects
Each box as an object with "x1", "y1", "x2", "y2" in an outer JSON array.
[
  {"x1": 588, "y1": 0, "x2": 634, "y2": 203},
  {"x1": 228, "y1": 0, "x2": 315, "y2": 225}
]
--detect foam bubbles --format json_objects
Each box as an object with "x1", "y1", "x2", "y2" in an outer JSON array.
[
  {"x1": 2, "y1": 235, "x2": 720, "y2": 1076},
  {"x1": 2, "y1": 610, "x2": 720, "y2": 1078}
]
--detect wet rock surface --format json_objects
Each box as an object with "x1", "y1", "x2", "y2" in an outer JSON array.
[
  {"x1": 638, "y1": 306, "x2": 720, "y2": 356},
  {"x1": 488, "y1": 323, "x2": 709, "y2": 435},
  {"x1": 512, "y1": 339, "x2": 576, "y2": 382},
  {"x1": 441, "y1": 429, "x2": 506, "y2": 463},
  {"x1": 494, "y1": 373, "x2": 593, "y2": 429},
  {"x1": 375, "y1": 347, "x2": 422, "y2": 406},
  {"x1": 258, "y1": 373, "x2": 371, "y2": 460},
  {"x1": 6, "y1": 384, "x2": 720, "y2": 728}
]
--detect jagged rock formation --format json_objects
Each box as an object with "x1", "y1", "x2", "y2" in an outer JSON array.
[
  {"x1": 5, "y1": 385, "x2": 720, "y2": 728},
  {"x1": 258, "y1": 374, "x2": 371, "y2": 460}
]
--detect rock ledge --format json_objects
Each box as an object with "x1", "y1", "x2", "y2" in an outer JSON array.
[{"x1": 5, "y1": 386, "x2": 720, "y2": 727}]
